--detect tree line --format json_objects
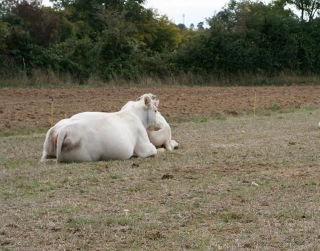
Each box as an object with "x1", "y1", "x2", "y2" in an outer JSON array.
[{"x1": 1, "y1": 0, "x2": 320, "y2": 85}]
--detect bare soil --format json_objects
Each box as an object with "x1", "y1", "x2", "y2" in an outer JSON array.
[{"x1": 1, "y1": 85, "x2": 320, "y2": 132}]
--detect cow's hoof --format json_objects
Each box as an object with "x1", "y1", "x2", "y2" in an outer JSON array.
[{"x1": 157, "y1": 148, "x2": 166, "y2": 154}]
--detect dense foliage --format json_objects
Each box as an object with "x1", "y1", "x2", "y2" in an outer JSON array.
[{"x1": 1, "y1": 0, "x2": 320, "y2": 84}]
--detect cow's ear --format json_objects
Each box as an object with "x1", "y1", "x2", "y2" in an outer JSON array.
[
  {"x1": 155, "y1": 100, "x2": 159, "y2": 107},
  {"x1": 144, "y1": 96, "x2": 151, "y2": 107}
]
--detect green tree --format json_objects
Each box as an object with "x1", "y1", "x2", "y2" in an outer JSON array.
[
  {"x1": 12, "y1": 1, "x2": 60, "y2": 47},
  {"x1": 176, "y1": 23, "x2": 186, "y2": 30},
  {"x1": 147, "y1": 14, "x2": 181, "y2": 53},
  {"x1": 197, "y1": 21, "x2": 204, "y2": 30},
  {"x1": 175, "y1": 0, "x2": 301, "y2": 75},
  {"x1": 286, "y1": 0, "x2": 320, "y2": 21}
]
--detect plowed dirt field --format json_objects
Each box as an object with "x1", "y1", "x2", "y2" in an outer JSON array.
[{"x1": 1, "y1": 85, "x2": 320, "y2": 132}]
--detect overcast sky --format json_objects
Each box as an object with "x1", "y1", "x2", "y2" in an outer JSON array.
[
  {"x1": 42, "y1": 0, "x2": 273, "y2": 28},
  {"x1": 143, "y1": 0, "x2": 229, "y2": 27},
  {"x1": 144, "y1": 0, "x2": 274, "y2": 27}
]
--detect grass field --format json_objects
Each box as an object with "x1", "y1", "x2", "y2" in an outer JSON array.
[{"x1": 1, "y1": 108, "x2": 320, "y2": 250}]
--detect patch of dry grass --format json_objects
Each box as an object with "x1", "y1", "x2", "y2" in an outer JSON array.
[
  {"x1": 1, "y1": 108, "x2": 320, "y2": 250},
  {"x1": 3, "y1": 70, "x2": 320, "y2": 88}
]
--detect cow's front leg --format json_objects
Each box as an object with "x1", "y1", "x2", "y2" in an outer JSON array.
[{"x1": 134, "y1": 142, "x2": 157, "y2": 158}]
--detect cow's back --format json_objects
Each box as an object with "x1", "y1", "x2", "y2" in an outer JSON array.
[{"x1": 57, "y1": 113, "x2": 145, "y2": 162}]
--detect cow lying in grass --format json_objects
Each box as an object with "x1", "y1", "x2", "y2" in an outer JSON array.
[
  {"x1": 122, "y1": 93, "x2": 179, "y2": 151},
  {"x1": 41, "y1": 95, "x2": 162, "y2": 163}
]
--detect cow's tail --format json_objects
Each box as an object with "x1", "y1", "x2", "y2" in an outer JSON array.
[{"x1": 56, "y1": 126, "x2": 68, "y2": 163}]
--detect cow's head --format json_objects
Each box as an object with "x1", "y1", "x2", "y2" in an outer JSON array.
[
  {"x1": 121, "y1": 93, "x2": 158, "y2": 111},
  {"x1": 137, "y1": 93, "x2": 158, "y2": 108},
  {"x1": 143, "y1": 95, "x2": 162, "y2": 131}
]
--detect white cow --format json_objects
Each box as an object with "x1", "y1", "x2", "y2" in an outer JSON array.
[
  {"x1": 42, "y1": 96, "x2": 155, "y2": 161},
  {"x1": 147, "y1": 114, "x2": 179, "y2": 151},
  {"x1": 122, "y1": 93, "x2": 179, "y2": 151},
  {"x1": 40, "y1": 93, "x2": 177, "y2": 161},
  {"x1": 42, "y1": 96, "x2": 162, "y2": 163}
]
